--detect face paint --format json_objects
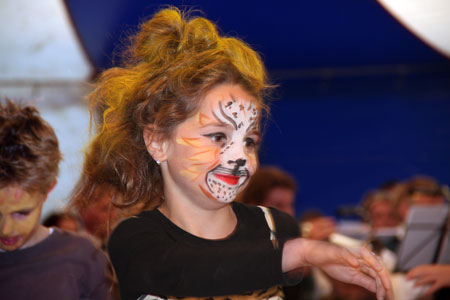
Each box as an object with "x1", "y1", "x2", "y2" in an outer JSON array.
[
  {"x1": 0, "y1": 186, "x2": 46, "y2": 251},
  {"x1": 205, "y1": 98, "x2": 259, "y2": 202},
  {"x1": 163, "y1": 84, "x2": 261, "y2": 206}
]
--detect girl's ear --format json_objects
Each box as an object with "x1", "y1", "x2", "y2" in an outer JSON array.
[{"x1": 143, "y1": 125, "x2": 168, "y2": 162}]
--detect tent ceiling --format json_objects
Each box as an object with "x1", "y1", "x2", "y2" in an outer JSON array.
[{"x1": 65, "y1": 0, "x2": 450, "y2": 77}]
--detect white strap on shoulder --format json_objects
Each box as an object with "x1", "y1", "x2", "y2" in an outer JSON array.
[{"x1": 258, "y1": 206, "x2": 279, "y2": 249}]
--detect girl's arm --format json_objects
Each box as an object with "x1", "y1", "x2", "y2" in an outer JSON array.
[{"x1": 283, "y1": 238, "x2": 393, "y2": 300}]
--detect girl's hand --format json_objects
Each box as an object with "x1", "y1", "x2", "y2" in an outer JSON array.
[
  {"x1": 283, "y1": 238, "x2": 394, "y2": 300},
  {"x1": 407, "y1": 264, "x2": 450, "y2": 296}
]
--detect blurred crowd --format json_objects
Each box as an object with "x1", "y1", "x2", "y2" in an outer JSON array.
[{"x1": 239, "y1": 167, "x2": 450, "y2": 300}]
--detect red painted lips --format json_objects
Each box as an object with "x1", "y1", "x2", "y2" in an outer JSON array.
[{"x1": 214, "y1": 174, "x2": 240, "y2": 185}]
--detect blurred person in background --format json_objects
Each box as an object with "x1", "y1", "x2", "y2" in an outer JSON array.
[
  {"x1": 238, "y1": 166, "x2": 297, "y2": 216},
  {"x1": 71, "y1": 183, "x2": 122, "y2": 249},
  {"x1": 379, "y1": 175, "x2": 450, "y2": 300},
  {"x1": 400, "y1": 176, "x2": 449, "y2": 300},
  {"x1": 299, "y1": 210, "x2": 336, "y2": 242},
  {"x1": 362, "y1": 190, "x2": 400, "y2": 230},
  {"x1": 395, "y1": 175, "x2": 447, "y2": 223},
  {"x1": 42, "y1": 211, "x2": 81, "y2": 232},
  {"x1": 361, "y1": 190, "x2": 401, "y2": 254}
]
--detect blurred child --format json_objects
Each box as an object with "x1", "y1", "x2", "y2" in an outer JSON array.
[
  {"x1": 0, "y1": 99, "x2": 112, "y2": 300},
  {"x1": 42, "y1": 211, "x2": 81, "y2": 232}
]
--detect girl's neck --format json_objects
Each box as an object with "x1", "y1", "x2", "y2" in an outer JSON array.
[{"x1": 158, "y1": 200, "x2": 237, "y2": 240}]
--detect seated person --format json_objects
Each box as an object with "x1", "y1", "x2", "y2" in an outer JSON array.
[
  {"x1": 0, "y1": 99, "x2": 113, "y2": 300},
  {"x1": 395, "y1": 175, "x2": 447, "y2": 223},
  {"x1": 362, "y1": 190, "x2": 400, "y2": 230},
  {"x1": 379, "y1": 176, "x2": 449, "y2": 300},
  {"x1": 398, "y1": 176, "x2": 449, "y2": 300},
  {"x1": 361, "y1": 190, "x2": 401, "y2": 253}
]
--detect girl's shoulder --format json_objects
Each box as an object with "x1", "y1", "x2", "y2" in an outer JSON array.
[
  {"x1": 233, "y1": 202, "x2": 296, "y2": 225},
  {"x1": 107, "y1": 208, "x2": 165, "y2": 257},
  {"x1": 112, "y1": 209, "x2": 162, "y2": 235},
  {"x1": 232, "y1": 202, "x2": 300, "y2": 239}
]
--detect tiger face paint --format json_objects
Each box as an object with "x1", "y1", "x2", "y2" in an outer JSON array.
[{"x1": 163, "y1": 84, "x2": 260, "y2": 206}]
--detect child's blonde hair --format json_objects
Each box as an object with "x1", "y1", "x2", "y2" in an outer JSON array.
[{"x1": 71, "y1": 7, "x2": 271, "y2": 212}]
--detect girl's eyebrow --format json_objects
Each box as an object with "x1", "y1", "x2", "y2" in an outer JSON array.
[
  {"x1": 199, "y1": 120, "x2": 230, "y2": 129},
  {"x1": 246, "y1": 121, "x2": 259, "y2": 133}
]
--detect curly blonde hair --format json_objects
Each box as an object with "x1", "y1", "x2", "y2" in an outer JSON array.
[{"x1": 71, "y1": 7, "x2": 272, "y2": 212}]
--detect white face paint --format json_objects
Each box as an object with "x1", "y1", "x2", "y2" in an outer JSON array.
[
  {"x1": 162, "y1": 84, "x2": 261, "y2": 205},
  {"x1": 205, "y1": 97, "x2": 259, "y2": 202}
]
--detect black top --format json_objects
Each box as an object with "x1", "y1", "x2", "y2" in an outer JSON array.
[
  {"x1": 108, "y1": 202, "x2": 301, "y2": 300},
  {"x1": 0, "y1": 228, "x2": 112, "y2": 300}
]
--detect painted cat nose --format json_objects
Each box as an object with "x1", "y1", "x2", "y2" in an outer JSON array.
[{"x1": 228, "y1": 159, "x2": 246, "y2": 167}]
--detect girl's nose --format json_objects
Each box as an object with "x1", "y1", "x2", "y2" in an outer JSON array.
[{"x1": 228, "y1": 159, "x2": 246, "y2": 167}]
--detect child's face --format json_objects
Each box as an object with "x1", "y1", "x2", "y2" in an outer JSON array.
[
  {"x1": 0, "y1": 186, "x2": 46, "y2": 251},
  {"x1": 163, "y1": 83, "x2": 260, "y2": 205}
]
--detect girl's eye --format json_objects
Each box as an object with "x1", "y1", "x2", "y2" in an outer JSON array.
[
  {"x1": 204, "y1": 132, "x2": 227, "y2": 144},
  {"x1": 244, "y1": 137, "x2": 259, "y2": 149}
]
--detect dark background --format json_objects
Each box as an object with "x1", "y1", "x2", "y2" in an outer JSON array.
[{"x1": 64, "y1": 0, "x2": 450, "y2": 218}]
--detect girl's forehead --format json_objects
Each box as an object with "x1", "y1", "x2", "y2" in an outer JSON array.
[
  {"x1": 195, "y1": 98, "x2": 260, "y2": 129},
  {"x1": 199, "y1": 84, "x2": 260, "y2": 112},
  {"x1": 174, "y1": 84, "x2": 262, "y2": 132}
]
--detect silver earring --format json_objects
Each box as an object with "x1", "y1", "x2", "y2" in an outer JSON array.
[{"x1": 156, "y1": 160, "x2": 161, "y2": 165}]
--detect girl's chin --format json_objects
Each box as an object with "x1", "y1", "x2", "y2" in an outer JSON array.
[{"x1": 216, "y1": 197, "x2": 235, "y2": 204}]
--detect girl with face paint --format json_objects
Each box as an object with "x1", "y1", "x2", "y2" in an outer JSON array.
[{"x1": 71, "y1": 7, "x2": 393, "y2": 300}]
